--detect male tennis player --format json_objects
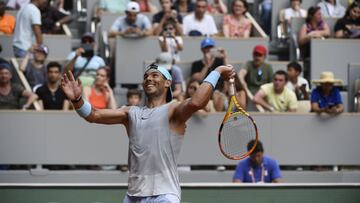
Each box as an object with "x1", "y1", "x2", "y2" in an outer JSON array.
[{"x1": 61, "y1": 64, "x2": 235, "y2": 203}]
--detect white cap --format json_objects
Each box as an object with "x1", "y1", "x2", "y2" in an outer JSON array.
[
  {"x1": 126, "y1": 1, "x2": 140, "y2": 13},
  {"x1": 156, "y1": 52, "x2": 173, "y2": 70}
]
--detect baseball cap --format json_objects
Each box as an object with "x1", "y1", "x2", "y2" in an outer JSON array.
[
  {"x1": 201, "y1": 38, "x2": 215, "y2": 49},
  {"x1": 253, "y1": 45, "x2": 267, "y2": 56},
  {"x1": 0, "y1": 62, "x2": 12, "y2": 72},
  {"x1": 145, "y1": 64, "x2": 173, "y2": 103},
  {"x1": 126, "y1": 1, "x2": 140, "y2": 13},
  {"x1": 35, "y1": 44, "x2": 49, "y2": 56},
  {"x1": 156, "y1": 52, "x2": 173, "y2": 70},
  {"x1": 81, "y1": 32, "x2": 95, "y2": 43}
]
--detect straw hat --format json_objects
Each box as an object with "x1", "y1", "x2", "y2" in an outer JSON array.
[{"x1": 312, "y1": 72, "x2": 343, "y2": 86}]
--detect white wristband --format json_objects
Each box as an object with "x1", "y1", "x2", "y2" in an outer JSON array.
[{"x1": 76, "y1": 100, "x2": 92, "y2": 118}]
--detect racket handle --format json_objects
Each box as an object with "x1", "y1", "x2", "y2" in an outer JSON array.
[{"x1": 229, "y1": 78, "x2": 235, "y2": 96}]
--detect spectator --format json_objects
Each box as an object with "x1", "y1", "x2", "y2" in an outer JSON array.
[
  {"x1": 283, "y1": 0, "x2": 307, "y2": 23},
  {"x1": 108, "y1": 1, "x2": 152, "y2": 38},
  {"x1": 0, "y1": 62, "x2": 38, "y2": 109},
  {"x1": 183, "y1": 78, "x2": 216, "y2": 115},
  {"x1": 318, "y1": 0, "x2": 346, "y2": 18},
  {"x1": 233, "y1": 139, "x2": 282, "y2": 183},
  {"x1": 35, "y1": 61, "x2": 70, "y2": 110},
  {"x1": 40, "y1": 1, "x2": 72, "y2": 34},
  {"x1": 12, "y1": 0, "x2": 46, "y2": 58},
  {"x1": 298, "y1": 6, "x2": 330, "y2": 59},
  {"x1": 158, "y1": 20, "x2": 183, "y2": 62},
  {"x1": 223, "y1": 0, "x2": 252, "y2": 38},
  {"x1": 83, "y1": 66, "x2": 117, "y2": 109},
  {"x1": 96, "y1": 0, "x2": 129, "y2": 17},
  {"x1": 155, "y1": 52, "x2": 184, "y2": 101},
  {"x1": 310, "y1": 71, "x2": 344, "y2": 114},
  {"x1": 254, "y1": 70, "x2": 298, "y2": 112},
  {"x1": 213, "y1": 75, "x2": 246, "y2": 111},
  {"x1": 0, "y1": 1, "x2": 16, "y2": 34},
  {"x1": 334, "y1": 2, "x2": 360, "y2": 38},
  {"x1": 173, "y1": 0, "x2": 195, "y2": 13},
  {"x1": 286, "y1": 61, "x2": 309, "y2": 100},
  {"x1": 152, "y1": 0, "x2": 183, "y2": 36},
  {"x1": 65, "y1": 32, "x2": 106, "y2": 87},
  {"x1": 6, "y1": 0, "x2": 30, "y2": 9},
  {"x1": 19, "y1": 44, "x2": 48, "y2": 89},
  {"x1": 191, "y1": 38, "x2": 227, "y2": 83},
  {"x1": 259, "y1": 0, "x2": 272, "y2": 36},
  {"x1": 135, "y1": 0, "x2": 158, "y2": 13},
  {"x1": 183, "y1": 0, "x2": 218, "y2": 36},
  {"x1": 126, "y1": 88, "x2": 142, "y2": 106},
  {"x1": 208, "y1": 0, "x2": 228, "y2": 14},
  {"x1": 238, "y1": 45, "x2": 273, "y2": 96}
]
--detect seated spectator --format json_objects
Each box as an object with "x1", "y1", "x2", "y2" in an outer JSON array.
[
  {"x1": 318, "y1": 0, "x2": 346, "y2": 18},
  {"x1": 13, "y1": 0, "x2": 45, "y2": 58},
  {"x1": 158, "y1": 20, "x2": 183, "y2": 62},
  {"x1": 6, "y1": 0, "x2": 29, "y2": 10},
  {"x1": 135, "y1": 0, "x2": 158, "y2": 13},
  {"x1": 298, "y1": 6, "x2": 330, "y2": 59},
  {"x1": 155, "y1": 52, "x2": 184, "y2": 101},
  {"x1": 40, "y1": 1, "x2": 72, "y2": 34},
  {"x1": 0, "y1": 1, "x2": 16, "y2": 34},
  {"x1": 223, "y1": 0, "x2": 252, "y2": 38},
  {"x1": 182, "y1": 78, "x2": 216, "y2": 115},
  {"x1": 208, "y1": 0, "x2": 228, "y2": 14},
  {"x1": 254, "y1": 70, "x2": 298, "y2": 112},
  {"x1": 108, "y1": 1, "x2": 152, "y2": 38},
  {"x1": 259, "y1": 0, "x2": 272, "y2": 36},
  {"x1": 65, "y1": 32, "x2": 106, "y2": 87},
  {"x1": 152, "y1": 0, "x2": 183, "y2": 36},
  {"x1": 213, "y1": 75, "x2": 246, "y2": 111},
  {"x1": 334, "y1": 2, "x2": 360, "y2": 38},
  {"x1": 0, "y1": 62, "x2": 38, "y2": 110},
  {"x1": 286, "y1": 61, "x2": 309, "y2": 100},
  {"x1": 173, "y1": 0, "x2": 195, "y2": 13},
  {"x1": 126, "y1": 88, "x2": 142, "y2": 106},
  {"x1": 183, "y1": 0, "x2": 218, "y2": 36},
  {"x1": 191, "y1": 38, "x2": 227, "y2": 83},
  {"x1": 238, "y1": 45, "x2": 273, "y2": 96},
  {"x1": 310, "y1": 71, "x2": 344, "y2": 114},
  {"x1": 233, "y1": 139, "x2": 282, "y2": 183},
  {"x1": 83, "y1": 66, "x2": 117, "y2": 109},
  {"x1": 283, "y1": 0, "x2": 307, "y2": 23},
  {"x1": 35, "y1": 61, "x2": 69, "y2": 110},
  {"x1": 19, "y1": 44, "x2": 48, "y2": 89},
  {"x1": 96, "y1": 0, "x2": 129, "y2": 17}
]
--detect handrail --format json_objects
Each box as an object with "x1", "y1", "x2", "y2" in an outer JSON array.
[
  {"x1": 10, "y1": 58, "x2": 41, "y2": 110},
  {"x1": 246, "y1": 12, "x2": 268, "y2": 38}
]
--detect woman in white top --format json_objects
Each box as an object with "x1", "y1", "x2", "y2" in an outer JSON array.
[
  {"x1": 317, "y1": 0, "x2": 346, "y2": 18},
  {"x1": 284, "y1": 0, "x2": 307, "y2": 23}
]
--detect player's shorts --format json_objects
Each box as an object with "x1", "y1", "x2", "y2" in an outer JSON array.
[{"x1": 123, "y1": 193, "x2": 180, "y2": 203}]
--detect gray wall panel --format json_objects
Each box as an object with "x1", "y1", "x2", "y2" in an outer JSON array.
[
  {"x1": 1, "y1": 111, "x2": 360, "y2": 166},
  {"x1": 311, "y1": 39, "x2": 360, "y2": 85}
]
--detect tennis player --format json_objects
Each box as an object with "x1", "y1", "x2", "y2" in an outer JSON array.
[{"x1": 61, "y1": 64, "x2": 235, "y2": 203}]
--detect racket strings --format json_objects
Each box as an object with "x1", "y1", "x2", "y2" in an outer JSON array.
[{"x1": 220, "y1": 113, "x2": 257, "y2": 158}]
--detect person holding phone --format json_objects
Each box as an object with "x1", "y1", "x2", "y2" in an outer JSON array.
[
  {"x1": 286, "y1": 61, "x2": 309, "y2": 100},
  {"x1": 158, "y1": 20, "x2": 183, "y2": 62},
  {"x1": 65, "y1": 32, "x2": 106, "y2": 87}
]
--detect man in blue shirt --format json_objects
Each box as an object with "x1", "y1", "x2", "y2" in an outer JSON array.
[
  {"x1": 311, "y1": 72, "x2": 344, "y2": 115},
  {"x1": 233, "y1": 140, "x2": 282, "y2": 183}
]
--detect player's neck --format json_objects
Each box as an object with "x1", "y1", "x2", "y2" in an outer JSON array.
[{"x1": 146, "y1": 97, "x2": 166, "y2": 108}]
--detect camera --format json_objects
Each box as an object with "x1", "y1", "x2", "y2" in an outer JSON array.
[{"x1": 81, "y1": 44, "x2": 94, "y2": 58}]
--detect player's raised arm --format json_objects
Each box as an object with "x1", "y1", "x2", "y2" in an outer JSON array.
[
  {"x1": 61, "y1": 71, "x2": 129, "y2": 125},
  {"x1": 172, "y1": 65, "x2": 235, "y2": 123}
]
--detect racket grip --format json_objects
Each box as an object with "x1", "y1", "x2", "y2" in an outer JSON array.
[{"x1": 229, "y1": 78, "x2": 235, "y2": 96}]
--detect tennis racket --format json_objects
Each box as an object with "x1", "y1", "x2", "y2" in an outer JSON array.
[{"x1": 218, "y1": 78, "x2": 259, "y2": 160}]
